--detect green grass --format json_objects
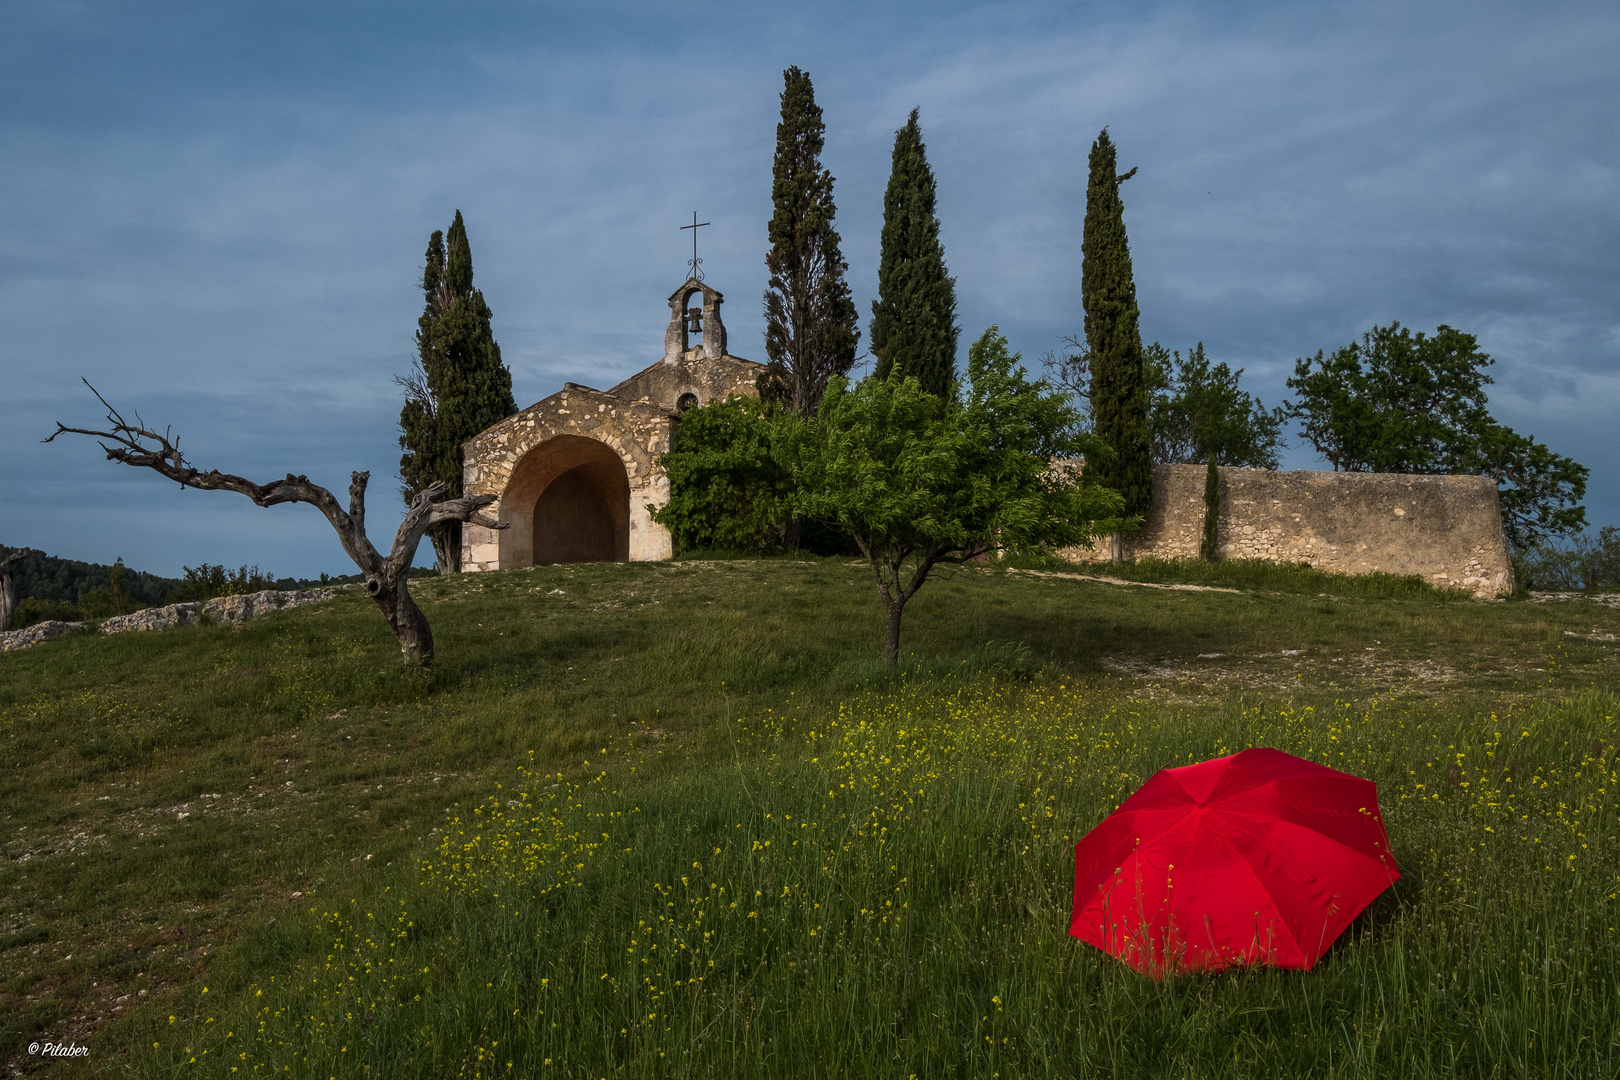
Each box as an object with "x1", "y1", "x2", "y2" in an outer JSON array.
[
  {"x1": 1005, "y1": 554, "x2": 1473, "y2": 600},
  {"x1": 1, "y1": 556, "x2": 1617, "y2": 1077}
]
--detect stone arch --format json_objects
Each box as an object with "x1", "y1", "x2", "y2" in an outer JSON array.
[{"x1": 497, "y1": 435, "x2": 631, "y2": 566}]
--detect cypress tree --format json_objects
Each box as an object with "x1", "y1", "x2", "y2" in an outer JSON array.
[
  {"x1": 398, "y1": 211, "x2": 517, "y2": 573},
  {"x1": 1082, "y1": 129, "x2": 1153, "y2": 525},
  {"x1": 1201, "y1": 452, "x2": 1221, "y2": 561},
  {"x1": 870, "y1": 109, "x2": 958, "y2": 398},
  {"x1": 760, "y1": 66, "x2": 859, "y2": 419}
]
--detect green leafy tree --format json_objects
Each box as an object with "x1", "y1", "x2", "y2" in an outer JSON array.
[
  {"x1": 398, "y1": 212, "x2": 518, "y2": 573},
  {"x1": 1082, "y1": 128, "x2": 1152, "y2": 522},
  {"x1": 651, "y1": 397, "x2": 792, "y2": 553},
  {"x1": 869, "y1": 109, "x2": 958, "y2": 398},
  {"x1": 1146, "y1": 343, "x2": 1286, "y2": 467},
  {"x1": 166, "y1": 563, "x2": 278, "y2": 603},
  {"x1": 1287, "y1": 322, "x2": 1587, "y2": 548},
  {"x1": 107, "y1": 556, "x2": 132, "y2": 613},
  {"x1": 759, "y1": 66, "x2": 859, "y2": 419},
  {"x1": 789, "y1": 327, "x2": 1123, "y2": 668}
]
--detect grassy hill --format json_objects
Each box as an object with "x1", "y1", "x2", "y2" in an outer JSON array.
[{"x1": 1, "y1": 557, "x2": 1616, "y2": 1077}]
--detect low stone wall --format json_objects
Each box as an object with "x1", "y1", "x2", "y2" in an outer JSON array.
[
  {"x1": 1063, "y1": 465, "x2": 1514, "y2": 598},
  {"x1": 0, "y1": 587, "x2": 350, "y2": 652}
]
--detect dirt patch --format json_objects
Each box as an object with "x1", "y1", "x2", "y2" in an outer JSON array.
[{"x1": 1009, "y1": 568, "x2": 1242, "y2": 594}]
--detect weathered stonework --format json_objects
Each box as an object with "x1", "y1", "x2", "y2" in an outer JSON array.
[
  {"x1": 460, "y1": 277, "x2": 765, "y2": 572},
  {"x1": 1063, "y1": 465, "x2": 1514, "y2": 598}
]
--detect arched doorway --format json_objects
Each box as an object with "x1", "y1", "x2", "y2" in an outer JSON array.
[
  {"x1": 498, "y1": 436, "x2": 631, "y2": 566},
  {"x1": 534, "y1": 463, "x2": 618, "y2": 564}
]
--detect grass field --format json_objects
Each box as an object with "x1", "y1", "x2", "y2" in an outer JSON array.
[{"x1": 1, "y1": 557, "x2": 1616, "y2": 1077}]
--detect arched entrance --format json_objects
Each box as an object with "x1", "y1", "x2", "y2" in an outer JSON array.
[{"x1": 498, "y1": 435, "x2": 631, "y2": 566}]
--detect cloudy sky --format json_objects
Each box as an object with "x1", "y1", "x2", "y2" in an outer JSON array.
[{"x1": 3, "y1": 0, "x2": 1616, "y2": 578}]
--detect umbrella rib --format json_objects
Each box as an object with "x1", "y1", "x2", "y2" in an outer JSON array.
[{"x1": 1225, "y1": 847, "x2": 1306, "y2": 965}]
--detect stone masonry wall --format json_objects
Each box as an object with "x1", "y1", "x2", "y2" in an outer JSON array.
[
  {"x1": 459, "y1": 387, "x2": 674, "y2": 571},
  {"x1": 1063, "y1": 465, "x2": 1514, "y2": 597}
]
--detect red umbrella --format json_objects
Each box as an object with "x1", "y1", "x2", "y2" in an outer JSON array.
[{"x1": 1069, "y1": 748, "x2": 1399, "y2": 976}]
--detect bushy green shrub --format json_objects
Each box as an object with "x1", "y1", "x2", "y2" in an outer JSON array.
[
  {"x1": 165, "y1": 563, "x2": 278, "y2": 603},
  {"x1": 653, "y1": 396, "x2": 795, "y2": 554},
  {"x1": 10, "y1": 596, "x2": 83, "y2": 628}
]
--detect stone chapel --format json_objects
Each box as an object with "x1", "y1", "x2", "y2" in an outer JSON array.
[{"x1": 458, "y1": 277, "x2": 765, "y2": 571}]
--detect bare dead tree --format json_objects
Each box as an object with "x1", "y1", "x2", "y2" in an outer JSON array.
[
  {"x1": 45, "y1": 381, "x2": 506, "y2": 666},
  {"x1": 0, "y1": 547, "x2": 25, "y2": 633}
]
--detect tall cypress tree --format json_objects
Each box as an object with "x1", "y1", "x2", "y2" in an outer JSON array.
[
  {"x1": 1082, "y1": 128, "x2": 1152, "y2": 525},
  {"x1": 760, "y1": 66, "x2": 859, "y2": 419},
  {"x1": 398, "y1": 210, "x2": 517, "y2": 573},
  {"x1": 869, "y1": 109, "x2": 958, "y2": 398}
]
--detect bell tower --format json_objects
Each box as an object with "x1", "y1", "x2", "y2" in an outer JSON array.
[{"x1": 663, "y1": 279, "x2": 727, "y2": 362}]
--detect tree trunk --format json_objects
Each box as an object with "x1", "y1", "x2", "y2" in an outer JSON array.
[
  {"x1": 0, "y1": 565, "x2": 15, "y2": 634},
  {"x1": 1110, "y1": 531, "x2": 1123, "y2": 563},
  {"x1": 428, "y1": 521, "x2": 461, "y2": 575},
  {"x1": 884, "y1": 600, "x2": 903, "y2": 670},
  {"x1": 369, "y1": 574, "x2": 434, "y2": 666}
]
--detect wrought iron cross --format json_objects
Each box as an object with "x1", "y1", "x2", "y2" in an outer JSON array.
[{"x1": 681, "y1": 211, "x2": 709, "y2": 282}]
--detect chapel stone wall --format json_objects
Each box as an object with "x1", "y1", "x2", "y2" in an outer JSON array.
[{"x1": 1062, "y1": 465, "x2": 1514, "y2": 597}]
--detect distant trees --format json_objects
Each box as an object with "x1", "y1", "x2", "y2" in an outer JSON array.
[
  {"x1": 398, "y1": 212, "x2": 518, "y2": 574},
  {"x1": 870, "y1": 110, "x2": 959, "y2": 399},
  {"x1": 1081, "y1": 129, "x2": 1152, "y2": 524},
  {"x1": 166, "y1": 563, "x2": 278, "y2": 603},
  {"x1": 759, "y1": 67, "x2": 860, "y2": 419},
  {"x1": 1287, "y1": 322, "x2": 1588, "y2": 548},
  {"x1": 1048, "y1": 341, "x2": 1285, "y2": 468},
  {"x1": 0, "y1": 546, "x2": 176, "y2": 627},
  {"x1": 1515, "y1": 526, "x2": 1620, "y2": 591},
  {"x1": 788, "y1": 328, "x2": 1122, "y2": 668}
]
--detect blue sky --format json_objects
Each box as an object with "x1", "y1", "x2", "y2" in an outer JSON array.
[{"x1": 3, "y1": 0, "x2": 1616, "y2": 578}]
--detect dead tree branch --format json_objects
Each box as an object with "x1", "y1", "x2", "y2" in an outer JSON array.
[{"x1": 45, "y1": 380, "x2": 506, "y2": 665}]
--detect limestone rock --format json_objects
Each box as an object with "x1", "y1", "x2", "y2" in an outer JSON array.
[
  {"x1": 0, "y1": 620, "x2": 88, "y2": 652},
  {"x1": 202, "y1": 587, "x2": 347, "y2": 624},
  {"x1": 98, "y1": 604, "x2": 201, "y2": 634}
]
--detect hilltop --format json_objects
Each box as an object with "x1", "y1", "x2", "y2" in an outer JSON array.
[{"x1": 1, "y1": 558, "x2": 1616, "y2": 1077}]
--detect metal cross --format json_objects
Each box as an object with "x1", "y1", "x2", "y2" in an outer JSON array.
[{"x1": 680, "y1": 211, "x2": 709, "y2": 282}]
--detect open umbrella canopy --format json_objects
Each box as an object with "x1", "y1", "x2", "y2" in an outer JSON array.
[{"x1": 1069, "y1": 748, "x2": 1399, "y2": 976}]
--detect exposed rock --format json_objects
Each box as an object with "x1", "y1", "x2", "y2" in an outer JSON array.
[
  {"x1": 0, "y1": 620, "x2": 89, "y2": 652},
  {"x1": 98, "y1": 604, "x2": 201, "y2": 634},
  {"x1": 1, "y1": 586, "x2": 351, "y2": 653},
  {"x1": 201, "y1": 587, "x2": 347, "y2": 624}
]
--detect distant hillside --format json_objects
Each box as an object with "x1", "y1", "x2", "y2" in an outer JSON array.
[
  {"x1": 0, "y1": 544, "x2": 375, "y2": 627},
  {"x1": 1, "y1": 546, "x2": 178, "y2": 607}
]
